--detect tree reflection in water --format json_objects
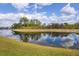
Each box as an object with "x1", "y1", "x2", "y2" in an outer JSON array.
[{"x1": 13, "y1": 31, "x2": 79, "y2": 49}]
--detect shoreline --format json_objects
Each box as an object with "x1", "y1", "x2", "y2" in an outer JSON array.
[{"x1": 13, "y1": 29, "x2": 79, "y2": 33}]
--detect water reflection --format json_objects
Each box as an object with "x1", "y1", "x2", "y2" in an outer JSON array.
[
  {"x1": 0, "y1": 29, "x2": 21, "y2": 41},
  {"x1": 0, "y1": 29, "x2": 79, "y2": 49},
  {"x1": 13, "y1": 31, "x2": 79, "y2": 49}
]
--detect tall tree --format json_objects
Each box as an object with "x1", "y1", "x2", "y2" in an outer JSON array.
[{"x1": 20, "y1": 17, "x2": 29, "y2": 26}]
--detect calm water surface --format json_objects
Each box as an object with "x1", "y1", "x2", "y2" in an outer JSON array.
[{"x1": 0, "y1": 29, "x2": 79, "y2": 49}]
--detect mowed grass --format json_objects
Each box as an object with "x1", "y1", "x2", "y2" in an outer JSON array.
[{"x1": 0, "y1": 37, "x2": 79, "y2": 56}]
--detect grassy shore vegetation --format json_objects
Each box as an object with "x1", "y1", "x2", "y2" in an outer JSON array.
[
  {"x1": 0, "y1": 36, "x2": 79, "y2": 56},
  {"x1": 13, "y1": 29, "x2": 79, "y2": 33}
]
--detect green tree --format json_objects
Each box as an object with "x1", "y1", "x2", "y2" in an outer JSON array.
[
  {"x1": 11, "y1": 23, "x2": 21, "y2": 29},
  {"x1": 29, "y1": 19, "x2": 41, "y2": 28},
  {"x1": 20, "y1": 16, "x2": 29, "y2": 26}
]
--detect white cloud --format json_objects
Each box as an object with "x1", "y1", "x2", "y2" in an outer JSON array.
[
  {"x1": 47, "y1": 4, "x2": 78, "y2": 24},
  {"x1": 0, "y1": 12, "x2": 53, "y2": 27},
  {"x1": 34, "y1": 3, "x2": 53, "y2": 10},
  {"x1": 1, "y1": 3, "x2": 79, "y2": 27},
  {"x1": 32, "y1": 12, "x2": 54, "y2": 24},
  {"x1": 49, "y1": 13, "x2": 58, "y2": 21},
  {"x1": 61, "y1": 4, "x2": 77, "y2": 15},
  {"x1": 0, "y1": 13, "x2": 26, "y2": 27},
  {"x1": 0, "y1": 12, "x2": 79, "y2": 27},
  {"x1": 0, "y1": 12, "x2": 77, "y2": 27},
  {"x1": 11, "y1": 3, "x2": 30, "y2": 11},
  {"x1": 48, "y1": 13, "x2": 78, "y2": 24},
  {"x1": 37, "y1": 3, "x2": 52, "y2": 6},
  {"x1": 59, "y1": 14, "x2": 76, "y2": 23}
]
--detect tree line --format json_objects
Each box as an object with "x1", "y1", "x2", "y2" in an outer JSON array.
[
  {"x1": 47, "y1": 23, "x2": 79, "y2": 29},
  {"x1": 11, "y1": 16, "x2": 79, "y2": 29},
  {"x1": 11, "y1": 16, "x2": 46, "y2": 29}
]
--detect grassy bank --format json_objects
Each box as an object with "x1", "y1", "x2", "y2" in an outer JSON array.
[
  {"x1": 13, "y1": 29, "x2": 79, "y2": 33},
  {"x1": 0, "y1": 37, "x2": 79, "y2": 56}
]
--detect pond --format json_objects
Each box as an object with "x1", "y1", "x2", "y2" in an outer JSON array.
[{"x1": 0, "y1": 29, "x2": 79, "y2": 49}]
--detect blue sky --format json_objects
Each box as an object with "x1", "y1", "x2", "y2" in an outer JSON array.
[
  {"x1": 37, "y1": 3, "x2": 67, "y2": 16},
  {"x1": 0, "y1": 3, "x2": 34, "y2": 13},
  {"x1": 0, "y1": 3, "x2": 79, "y2": 15},
  {"x1": 0, "y1": 3, "x2": 79, "y2": 27}
]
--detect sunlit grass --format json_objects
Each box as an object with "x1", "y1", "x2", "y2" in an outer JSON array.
[
  {"x1": 13, "y1": 29, "x2": 79, "y2": 33},
  {"x1": 0, "y1": 36, "x2": 79, "y2": 56}
]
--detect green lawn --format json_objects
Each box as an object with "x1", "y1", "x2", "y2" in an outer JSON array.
[{"x1": 0, "y1": 36, "x2": 79, "y2": 56}]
